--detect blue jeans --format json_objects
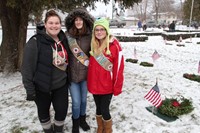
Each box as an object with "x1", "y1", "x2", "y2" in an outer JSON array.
[{"x1": 69, "y1": 81, "x2": 88, "y2": 119}]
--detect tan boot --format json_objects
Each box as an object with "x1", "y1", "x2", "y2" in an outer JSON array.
[
  {"x1": 103, "y1": 119, "x2": 112, "y2": 133},
  {"x1": 96, "y1": 115, "x2": 104, "y2": 133}
]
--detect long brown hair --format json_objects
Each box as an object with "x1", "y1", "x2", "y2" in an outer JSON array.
[{"x1": 68, "y1": 17, "x2": 87, "y2": 36}]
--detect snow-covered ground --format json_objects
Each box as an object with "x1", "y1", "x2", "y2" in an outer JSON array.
[{"x1": 0, "y1": 27, "x2": 200, "y2": 133}]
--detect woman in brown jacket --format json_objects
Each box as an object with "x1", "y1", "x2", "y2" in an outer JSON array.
[{"x1": 65, "y1": 7, "x2": 94, "y2": 133}]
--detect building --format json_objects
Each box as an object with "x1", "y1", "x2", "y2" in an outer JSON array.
[
  {"x1": 123, "y1": 16, "x2": 139, "y2": 26},
  {"x1": 152, "y1": 12, "x2": 177, "y2": 24}
]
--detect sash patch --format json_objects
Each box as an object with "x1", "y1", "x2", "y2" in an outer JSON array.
[{"x1": 67, "y1": 36, "x2": 89, "y2": 66}]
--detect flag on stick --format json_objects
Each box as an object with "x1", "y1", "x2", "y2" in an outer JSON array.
[
  {"x1": 179, "y1": 36, "x2": 182, "y2": 42},
  {"x1": 133, "y1": 47, "x2": 137, "y2": 59},
  {"x1": 152, "y1": 50, "x2": 161, "y2": 61},
  {"x1": 144, "y1": 83, "x2": 162, "y2": 108},
  {"x1": 198, "y1": 61, "x2": 200, "y2": 74},
  {"x1": 164, "y1": 37, "x2": 167, "y2": 44}
]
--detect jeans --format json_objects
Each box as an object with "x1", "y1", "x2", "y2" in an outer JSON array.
[{"x1": 69, "y1": 81, "x2": 88, "y2": 119}]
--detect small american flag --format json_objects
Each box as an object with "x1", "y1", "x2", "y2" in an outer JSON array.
[
  {"x1": 152, "y1": 50, "x2": 161, "y2": 61},
  {"x1": 198, "y1": 61, "x2": 200, "y2": 74},
  {"x1": 179, "y1": 36, "x2": 182, "y2": 42},
  {"x1": 133, "y1": 47, "x2": 137, "y2": 59},
  {"x1": 144, "y1": 83, "x2": 162, "y2": 108}
]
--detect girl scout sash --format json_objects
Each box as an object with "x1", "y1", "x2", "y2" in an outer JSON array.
[
  {"x1": 52, "y1": 42, "x2": 68, "y2": 71},
  {"x1": 93, "y1": 53, "x2": 113, "y2": 72},
  {"x1": 67, "y1": 36, "x2": 89, "y2": 66}
]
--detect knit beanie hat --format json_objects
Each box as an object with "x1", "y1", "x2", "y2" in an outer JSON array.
[{"x1": 90, "y1": 18, "x2": 111, "y2": 55}]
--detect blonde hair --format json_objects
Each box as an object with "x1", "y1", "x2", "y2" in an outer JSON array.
[
  {"x1": 90, "y1": 18, "x2": 111, "y2": 56},
  {"x1": 90, "y1": 32, "x2": 110, "y2": 56}
]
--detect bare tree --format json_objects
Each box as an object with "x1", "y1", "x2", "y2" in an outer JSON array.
[
  {"x1": 154, "y1": 0, "x2": 159, "y2": 23},
  {"x1": 180, "y1": 0, "x2": 183, "y2": 19},
  {"x1": 129, "y1": 0, "x2": 149, "y2": 21},
  {"x1": 159, "y1": 0, "x2": 175, "y2": 12},
  {"x1": 149, "y1": 0, "x2": 176, "y2": 23},
  {"x1": 128, "y1": 0, "x2": 176, "y2": 22},
  {"x1": 143, "y1": 0, "x2": 148, "y2": 21}
]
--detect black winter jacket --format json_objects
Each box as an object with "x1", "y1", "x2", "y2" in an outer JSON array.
[{"x1": 21, "y1": 27, "x2": 71, "y2": 95}]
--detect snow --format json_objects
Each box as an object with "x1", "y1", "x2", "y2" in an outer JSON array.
[{"x1": 0, "y1": 27, "x2": 200, "y2": 133}]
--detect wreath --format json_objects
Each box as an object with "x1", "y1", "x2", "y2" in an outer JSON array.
[
  {"x1": 140, "y1": 62, "x2": 154, "y2": 67},
  {"x1": 183, "y1": 73, "x2": 200, "y2": 83},
  {"x1": 158, "y1": 96, "x2": 194, "y2": 117},
  {"x1": 125, "y1": 58, "x2": 138, "y2": 63}
]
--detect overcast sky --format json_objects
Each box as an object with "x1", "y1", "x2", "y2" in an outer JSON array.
[
  {"x1": 89, "y1": 0, "x2": 183, "y2": 19},
  {"x1": 88, "y1": 1, "x2": 113, "y2": 18}
]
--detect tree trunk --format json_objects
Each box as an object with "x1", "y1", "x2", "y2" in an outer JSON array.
[
  {"x1": 0, "y1": 0, "x2": 29, "y2": 72},
  {"x1": 144, "y1": 0, "x2": 148, "y2": 21},
  {"x1": 17, "y1": 3, "x2": 29, "y2": 71},
  {"x1": 0, "y1": 1, "x2": 18, "y2": 72}
]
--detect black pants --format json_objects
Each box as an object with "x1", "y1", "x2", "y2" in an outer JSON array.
[
  {"x1": 35, "y1": 85, "x2": 68, "y2": 123},
  {"x1": 93, "y1": 94, "x2": 113, "y2": 120}
]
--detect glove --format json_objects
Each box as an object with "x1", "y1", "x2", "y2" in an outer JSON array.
[{"x1": 26, "y1": 93, "x2": 36, "y2": 101}]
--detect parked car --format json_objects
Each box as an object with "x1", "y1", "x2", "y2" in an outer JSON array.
[
  {"x1": 158, "y1": 22, "x2": 168, "y2": 28},
  {"x1": 183, "y1": 20, "x2": 199, "y2": 29},
  {"x1": 146, "y1": 20, "x2": 157, "y2": 28},
  {"x1": 109, "y1": 19, "x2": 126, "y2": 28},
  {"x1": 188, "y1": 21, "x2": 199, "y2": 29}
]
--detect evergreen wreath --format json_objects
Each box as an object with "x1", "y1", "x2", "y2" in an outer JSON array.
[
  {"x1": 183, "y1": 73, "x2": 200, "y2": 83},
  {"x1": 140, "y1": 62, "x2": 154, "y2": 67},
  {"x1": 125, "y1": 58, "x2": 138, "y2": 63},
  {"x1": 158, "y1": 97, "x2": 194, "y2": 117}
]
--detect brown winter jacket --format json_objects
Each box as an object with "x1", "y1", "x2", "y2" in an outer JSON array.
[{"x1": 65, "y1": 8, "x2": 94, "y2": 83}]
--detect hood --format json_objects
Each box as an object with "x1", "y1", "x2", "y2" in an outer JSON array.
[{"x1": 65, "y1": 7, "x2": 94, "y2": 31}]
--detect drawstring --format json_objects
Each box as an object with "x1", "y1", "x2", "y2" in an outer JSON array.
[{"x1": 54, "y1": 41, "x2": 66, "y2": 66}]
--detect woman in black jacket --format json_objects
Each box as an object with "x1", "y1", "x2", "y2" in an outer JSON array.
[{"x1": 21, "y1": 10, "x2": 70, "y2": 133}]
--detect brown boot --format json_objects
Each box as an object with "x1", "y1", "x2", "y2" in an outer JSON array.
[
  {"x1": 103, "y1": 119, "x2": 112, "y2": 133},
  {"x1": 96, "y1": 115, "x2": 104, "y2": 133}
]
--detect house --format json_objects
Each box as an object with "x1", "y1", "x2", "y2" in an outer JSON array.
[
  {"x1": 152, "y1": 12, "x2": 177, "y2": 24},
  {"x1": 123, "y1": 16, "x2": 139, "y2": 26}
]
